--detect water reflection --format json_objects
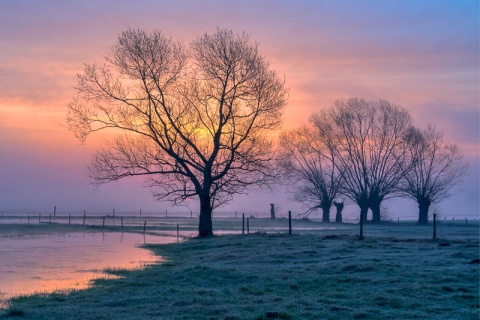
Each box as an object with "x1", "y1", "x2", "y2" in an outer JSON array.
[{"x1": 0, "y1": 231, "x2": 176, "y2": 307}]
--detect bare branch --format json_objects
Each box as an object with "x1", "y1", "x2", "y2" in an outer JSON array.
[
  {"x1": 399, "y1": 125, "x2": 469, "y2": 223},
  {"x1": 311, "y1": 98, "x2": 414, "y2": 222},
  {"x1": 66, "y1": 28, "x2": 287, "y2": 237}
]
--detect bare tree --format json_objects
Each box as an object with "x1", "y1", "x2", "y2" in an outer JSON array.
[
  {"x1": 278, "y1": 125, "x2": 342, "y2": 222},
  {"x1": 66, "y1": 28, "x2": 287, "y2": 237},
  {"x1": 400, "y1": 126, "x2": 469, "y2": 224},
  {"x1": 332, "y1": 200, "x2": 345, "y2": 223},
  {"x1": 311, "y1": 98, "x2": 413, "y2": 222}
]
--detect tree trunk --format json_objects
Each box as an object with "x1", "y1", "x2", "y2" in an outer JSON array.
[
  {"x1": 321, "y1": 202, "x2": 331, "y2": 223},
  {"x1": 370, "y1": 201, "x2": 381, "y2": 223},
  {"x1": 357, "y1": 196, "x2": 369, "y2": 223},
  {"x1": 369, "y1": 193, "x2": 384, "y2": 223},
  {"x1": 333, "y1": 202, "x2": 344, "y2": 223},
  {"x1": 198, "y1": 193, "x2": 213, "y2": 237},
  {"x1": 270, "y1": 203, "x2": 275, "y2": 220},
  {"x1": 360, "y1": 205, "x2": 369, "y2": 223},
  {"x1": 417, "y1": 198, "x2": 431, "y2": 225}
]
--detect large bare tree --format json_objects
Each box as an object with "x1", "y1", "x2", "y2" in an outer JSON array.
[
  {"x1": 66, "y1": 28, "x2": 287, "y2": 237},
  {"x1": 400, "y1": 126, "x2": 469, "y2": 224},
  {"x1": 311, "y1": 98, "x2": 413, "y2": 222},
  {"x1": 278, "y1": 125, "x2": 342, "y2": 222}
]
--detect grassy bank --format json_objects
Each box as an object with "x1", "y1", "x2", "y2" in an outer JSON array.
[{"x1": 1, "y1": 229, "x2": 478, "y2": 319}]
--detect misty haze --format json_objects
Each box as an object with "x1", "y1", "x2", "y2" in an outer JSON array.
[{"x1": 0, "y1": 1, "x2": 478, "y2": 319}]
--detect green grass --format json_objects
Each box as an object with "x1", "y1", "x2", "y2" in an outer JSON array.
[{"x1": 1, "y1": 229, "x2": 478, "y2": 319}]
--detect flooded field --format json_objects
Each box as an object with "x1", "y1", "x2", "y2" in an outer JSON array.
[
  {"x1": 0, "y1": 218, "x2": 477, "y2": 311},
  {"x1": 0, "y1": 226, "x2": 177, "y2": 307}
]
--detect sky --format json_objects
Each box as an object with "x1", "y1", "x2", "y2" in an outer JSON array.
[{"x1": 0, "y1": 0, "x2": 478, "y2": 219}]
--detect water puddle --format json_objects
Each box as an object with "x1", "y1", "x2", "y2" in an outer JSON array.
[{"x1": 0, "y1": 231, "x2": 176, "y2": 308}]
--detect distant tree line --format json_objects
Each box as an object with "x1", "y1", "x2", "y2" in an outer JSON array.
[{"x1": 278, "y1": 98, "x2": 469, "y2": 224}]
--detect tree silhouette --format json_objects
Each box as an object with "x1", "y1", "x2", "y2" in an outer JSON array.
[
  {"x1": 311, "y1": 98, "x2": 413, "y2": 222},
  {"x1": 333, "y1": 200, "x2": 345, "y2": 223},
  {"x1": 400, "y1": 126, "x2": 469, "y2": 224},
  {"x1": 67, "y1": 28, "x2": 287, "y2": 237},
  {"x1": 278, "y1": 125, "x2": 342, "y2": 222}
]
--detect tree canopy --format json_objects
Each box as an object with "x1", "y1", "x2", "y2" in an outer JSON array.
[
  {"x1": 67, "y1": 28, "x2": 287, "y2": 237},
  {"x1": 400, "y1": 125, "x2": 469, "y2": 223},
  {"x1": 310, "y1": 98, "x2": 414, "y2": 222},
  {"x1": 283, "y1": 99, "x2": 469, "y2": 224},
  {"x1": 278, "y1": 125, "x2": 342, "y2": 222}
]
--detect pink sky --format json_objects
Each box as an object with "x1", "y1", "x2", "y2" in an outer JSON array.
[{"x1": 0, "y1": 0, "x2": 478, "y2": 218}]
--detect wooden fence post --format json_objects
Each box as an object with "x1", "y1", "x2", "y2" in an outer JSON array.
[
  {"x1": 288, "y1": 211, "x2": 292, "y2": 235},
  {"x1": 144, "y1": 221, "x2": 147, "y2": 233},
  {"x1": 103, "y1": 216, "x2": 106, "y2": 228},
  {"x1": 242, "y1": 214, "x2": 245, "y2": 235},
  {"x1": 54, "y1": 206, "x2": 56, "y2": 217},
  {"x1": 83, "y1": 210, "x2": 86, "y2": 225},
  {"x1": 247, "y1": 218, "x2": 250, "y2": 234},
  {"x1": 433, "y1": 213, "x2": 437, "y2": 240},
  {"x1": 359, "y1": 215, "x2": 364, "y2": 240},
  {"x1": 177, "y1": 224, "x2": 179, "y2": 242}
]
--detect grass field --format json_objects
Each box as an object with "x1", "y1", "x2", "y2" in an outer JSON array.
[{"x1": 0, "y1": 222, "x2": 479, "y2": 319}]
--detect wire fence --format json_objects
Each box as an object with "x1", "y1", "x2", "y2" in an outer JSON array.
[
  {"x1": 0, "y1": 209, "x2": 477, "y2": 225},
  {"x1": 0, "y1": 209, "x2": 478, "y2": 241}
]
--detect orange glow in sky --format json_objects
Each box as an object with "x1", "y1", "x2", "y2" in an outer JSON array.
[{"x1": 0, "y1": 0, "x2": 478, "y2": 216}]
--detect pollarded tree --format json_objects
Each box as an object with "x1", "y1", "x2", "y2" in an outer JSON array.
[
  {"x1": 333, "y1": 200, "x2": 345, "y2": 223},
  {"x1": 400, "y1": 125, "x2": 469, "y2": 224},
  {"x1": 311, "y1": 98, "x2": 413, "y2": 222},
  {"x1": 66, "y1": 28, "x2": 287, "y2": 237},
  {"x1": 278, "y1": 125, "x2": 342, "y2": 222}
]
